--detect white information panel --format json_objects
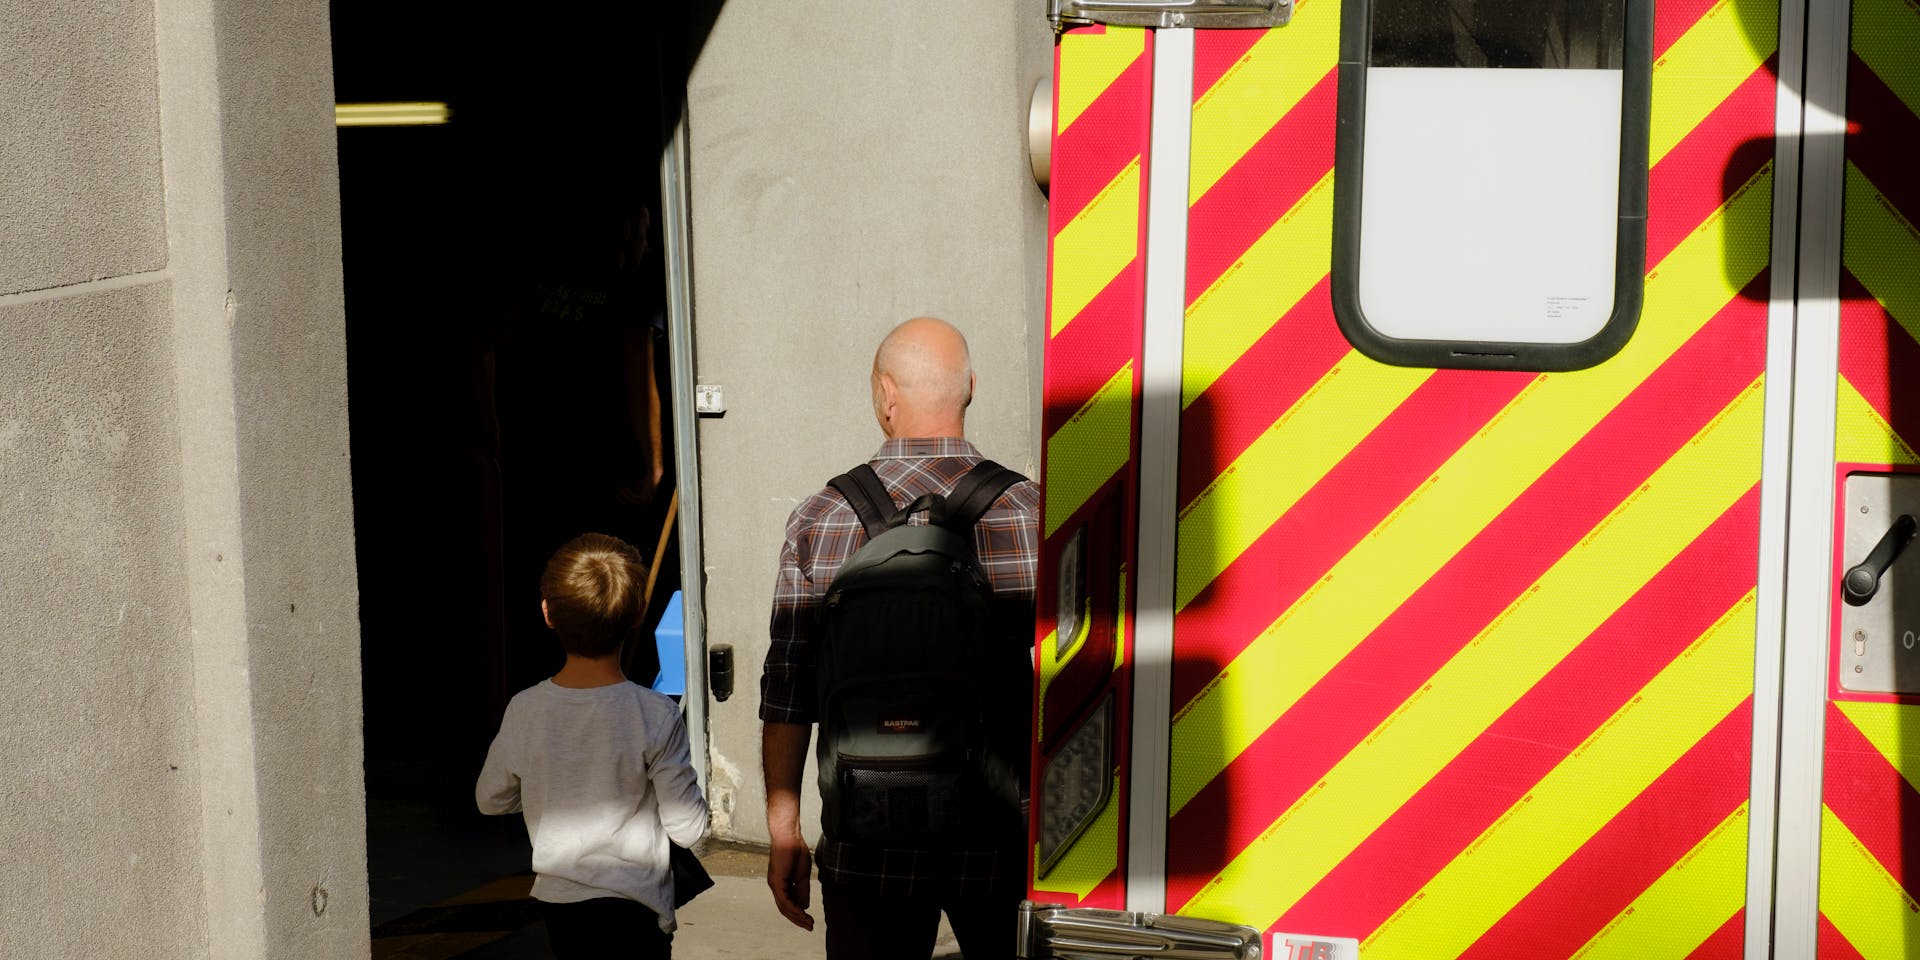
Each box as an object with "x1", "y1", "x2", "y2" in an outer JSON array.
[{"x1": 1358, "y1": 67, "x2": 1623, "y2": 344}]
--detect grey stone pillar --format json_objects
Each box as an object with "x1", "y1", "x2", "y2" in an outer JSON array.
[{"x1": 0, "y1": 1, "x2": 366, "y2": 956}]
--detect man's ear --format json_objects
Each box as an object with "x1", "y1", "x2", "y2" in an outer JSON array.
[
  {"x1": 966, "y1": 371, "x2": 976, "y2": 408},
  {"x1": 541, "y1": 598, "x2": 554, "y2": 629}
]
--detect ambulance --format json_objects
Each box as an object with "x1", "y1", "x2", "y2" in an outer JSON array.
[{"x1": 1017, "y1": 0, "x2": 1920, "y2": 956}]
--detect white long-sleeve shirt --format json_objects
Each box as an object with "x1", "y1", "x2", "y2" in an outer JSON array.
[{"x1": 476, "y1": 679, "x2": 708, "y2": 931}]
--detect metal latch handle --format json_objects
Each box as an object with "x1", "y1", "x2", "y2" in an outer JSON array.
[{"x1": 1844, "y1": 514, "x2": 1917, "y2": 607}]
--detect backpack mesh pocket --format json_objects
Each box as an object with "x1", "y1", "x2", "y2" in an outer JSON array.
[{"x1": 837, "y1": 759, "x2": 968, "y2": 843}]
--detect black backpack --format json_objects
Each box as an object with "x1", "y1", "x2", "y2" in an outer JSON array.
[{"x1": 814, "y1": 459, "x2": 1031, "y2": 846}]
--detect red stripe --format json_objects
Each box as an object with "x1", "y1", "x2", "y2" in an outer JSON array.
[
  {"x1": 1193, "y1": 28, "x2": 1268, "y2": 104},
  {"x1": 1646, "y1": 62, "x2": 1776, "y2": 268},
  {"x1": 1274, "y1": 494, "x2": 1757, "y2": 941},
  {"x1": 1819, "y1": 913, "x2": 1870, "y2": 960},
  {"x1": 1822, "y1": 701, "x2": 1920, "y2": 900},
  {"x1": 1043, "y1": 261, "x2": 1145, "y2": 440},
  {"x1": 1176, "y1": 280, "x2": 1346, "y2": 504},
  {"x1": 1656, "y1": 0, "x2": 1741, "y2": 58},
  {"x1": 1172, "y1": 367, "x2": 1532, "y2": 707},
  {"x1": 1846, "y1": 52, "x2": 1920, "y2": 229},
  {"x1": 1185, "y1": 69, "x2": 1338, "y2": 301},
  {"x1": 1454, "y1": 702, "x2": 1754, "y2": 959},
  {"x1": 1685, "y1": 909, "x2": 1748, "y2": 960},
  {"x1": 1164, "y1": 289, "x2": 1767, "y2": 908},
  {"x1": 1049, "y1": 53, "x2": 1151, "y2": 226},
  {"x1": 1836, "y1": 271, "x2": 1920, "y2": 435}
]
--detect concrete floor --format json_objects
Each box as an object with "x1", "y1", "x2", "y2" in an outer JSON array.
[
  {"x1": 365, "y1": 757, "x2": 963, "y2": 960},
  {"x1": 374, "y1": 842, "x2": 960, "y2": 960}
]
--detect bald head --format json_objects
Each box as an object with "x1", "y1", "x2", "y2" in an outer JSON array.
[{"x1": 870, "y1": 317, "x2": 974, "y2": 439}]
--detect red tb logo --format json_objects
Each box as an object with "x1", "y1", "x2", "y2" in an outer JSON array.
[{"x1": 1282, "y1": 940, "x2": 1337, "y2": 960}]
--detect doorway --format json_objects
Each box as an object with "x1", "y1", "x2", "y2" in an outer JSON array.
[{"x1": 330, "y1": 5, "x2": 693, "y2": 950}]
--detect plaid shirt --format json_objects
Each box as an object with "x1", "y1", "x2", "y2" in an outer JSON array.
[{"x1": 762, "y1": 436, "x2": 1038, "y2": 897}]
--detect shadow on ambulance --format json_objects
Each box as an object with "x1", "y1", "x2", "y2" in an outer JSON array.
[{"x1": 1031, "y1": 385, "x2": 1239, "y2": 905}]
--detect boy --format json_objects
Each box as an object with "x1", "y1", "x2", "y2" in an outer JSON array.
[{"x1": 478, "y1": 533, "x2": 708, "y2": 958}]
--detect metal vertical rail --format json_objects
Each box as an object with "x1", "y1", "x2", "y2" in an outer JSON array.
[
  {"x1": 661, "y1": 107, "x2": 711, "y2": 796},
  {"x1": 1744, "y1": 0, "x2": 1814, "y2": 952},
  {"x1": 1774, "y1": 0, "x2": 1852, "y2": 951},
  {"x1": 1128, "y1": 26, "x2": 1195, "y2": 916}
]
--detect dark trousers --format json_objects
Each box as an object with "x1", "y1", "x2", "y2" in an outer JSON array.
[
  {"x1": 543, "y1": 896, "x2": 672, "y2": 960},
  {"x1": 821, "y1": 878, "x2": 1022, "y2": 960}
]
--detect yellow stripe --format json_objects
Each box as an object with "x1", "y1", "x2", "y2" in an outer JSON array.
[
  {"x1": 1820, "y1": 804, "x2": 1920, "y2": 959},
  {"x1": 1836, "y1": 375, "x2": 1920, "y2": 465},
  {"x1": 1355, "y1": 559, "x2": 1758, "y2": 956},
  {"x1": 1168, "y1": 170, "x2": 1774, "y2": 817},
  {"x1": 1570, "y1": 805, "x2": 1750, "y2": 960},
  {"x1": 1176, "y1": 352, "x2": 1430, "y2": 611},
  {"x1": 1037, "y1": 627, "x2": 1066, "y2": 727},
  {"x1": 1650, "y1": 0, "x2": 1777, "y2": 163},
  {"x1": 1032, "y1": 775, "x2": 1122, "y2": 900},
  {"x1": 1182, "y1": 171, "x2": 1336, "y2": 408},
  {"x1": 1045, "y1": 362, "x2": 1133, "y2": 538},
  {"x1": 1180, "y1": 383, "x2": 1762, "y2": 931},
  {"x1": 1834, "y1": 701, "x2": 1920, "y2": 795},
  {"x1": 1057, "y1": 28, "x2": 1146, "y2": 135},
  {"x1": 1844, "y1": 162, "x2": 1920, "y2": 346},
  {"x1": 1052, "y1": 159, "x2": 1143, "y2": 338},
  {"x1": 1188, "y1": 7, "x2": 1339, "y2": 205},
  {"x1": 1853, "y1": 0, "x2": 1920, "y2": 123}
]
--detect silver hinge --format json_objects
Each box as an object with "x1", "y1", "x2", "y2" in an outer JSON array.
[
  {"x1": 1018, "y1": 901, "x2": 1264, "y2": 960},
  {"x1": 1050, "y1": 0, "x2": 1294, "y2": 30}
]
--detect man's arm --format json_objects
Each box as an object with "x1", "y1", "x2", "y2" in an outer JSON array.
[
  {"x1": 763, "y1": 721, "x2": 815, "y2": 931},
  {"x1": 762, "y1": 498, "x2": 827, "y2": 931}
]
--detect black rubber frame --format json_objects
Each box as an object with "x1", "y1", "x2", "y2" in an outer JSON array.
[{"x1": 1329, "y1": 0, "x2": 1654, "y2": 372}]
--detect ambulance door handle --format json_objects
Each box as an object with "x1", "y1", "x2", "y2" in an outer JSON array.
[{"x1": 1843, "y1": 514, "x2": 1917, "y2": 607}]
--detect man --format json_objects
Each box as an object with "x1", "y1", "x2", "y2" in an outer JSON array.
[{"x1": 761, "y1": 317, "x2": 1039, "y2": 959}]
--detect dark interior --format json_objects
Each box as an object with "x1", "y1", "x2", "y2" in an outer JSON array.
[{"x1": 330, "y1": 3, "x2": 692, "y2": 929}]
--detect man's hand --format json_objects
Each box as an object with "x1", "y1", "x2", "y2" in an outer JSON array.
[
  {"x1": 763, "y1": 721, "x2": 816, "y2": 931},
  {"x1": 767, "y1": 832, "x2": 815, "y2": 931}
]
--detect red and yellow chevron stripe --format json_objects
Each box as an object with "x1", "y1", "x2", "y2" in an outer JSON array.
[
  {"x1": 1819, "y1": 0, "x2": 1920, "y2": 952},
  {"x1": 1033, "y1": 24, "x2": 1152, "y2": 909},
  {"x1": 1157, "y1": 0, "x2": 1776, "y2": 954}
]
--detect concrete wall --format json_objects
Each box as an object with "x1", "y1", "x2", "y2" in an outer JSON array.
[
  {"x1": 0, "y1": 1, "x2": 365, "y2": 956},
  {"x1": 686, "y1": 0, "x2": 1054, "y2": 841}
]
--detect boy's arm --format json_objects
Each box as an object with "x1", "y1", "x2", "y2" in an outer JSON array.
[
  {"x1": 475, "y1": 722, "x2": 523, "y2": 815},
  {"x1": 647, "y1": 703, "x2": 709, "y2": 848}
]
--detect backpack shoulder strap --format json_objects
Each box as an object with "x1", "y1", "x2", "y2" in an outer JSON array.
[
  {"x1": 826, "y1": 464, "x2": 896, "y2": 540},
  {"x1": 943, "y1": 460, "x2": 1028, "y2": 533}
]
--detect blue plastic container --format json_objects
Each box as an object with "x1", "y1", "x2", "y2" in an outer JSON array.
[{"x1": 652, "y1": 591, "x2": 687, "y2": 696}]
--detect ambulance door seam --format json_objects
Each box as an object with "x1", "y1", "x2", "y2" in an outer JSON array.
[
  {"x1": 1745, "y1": 0, "x2": 1814, "y2": 951},
  {"x1": 1772, "y1": 0, "x2": 1852, "y2": 952}
]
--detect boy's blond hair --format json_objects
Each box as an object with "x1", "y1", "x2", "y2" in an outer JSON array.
[{"x1": 540, "y1": 533, "x2": 646, "y2": 658}]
